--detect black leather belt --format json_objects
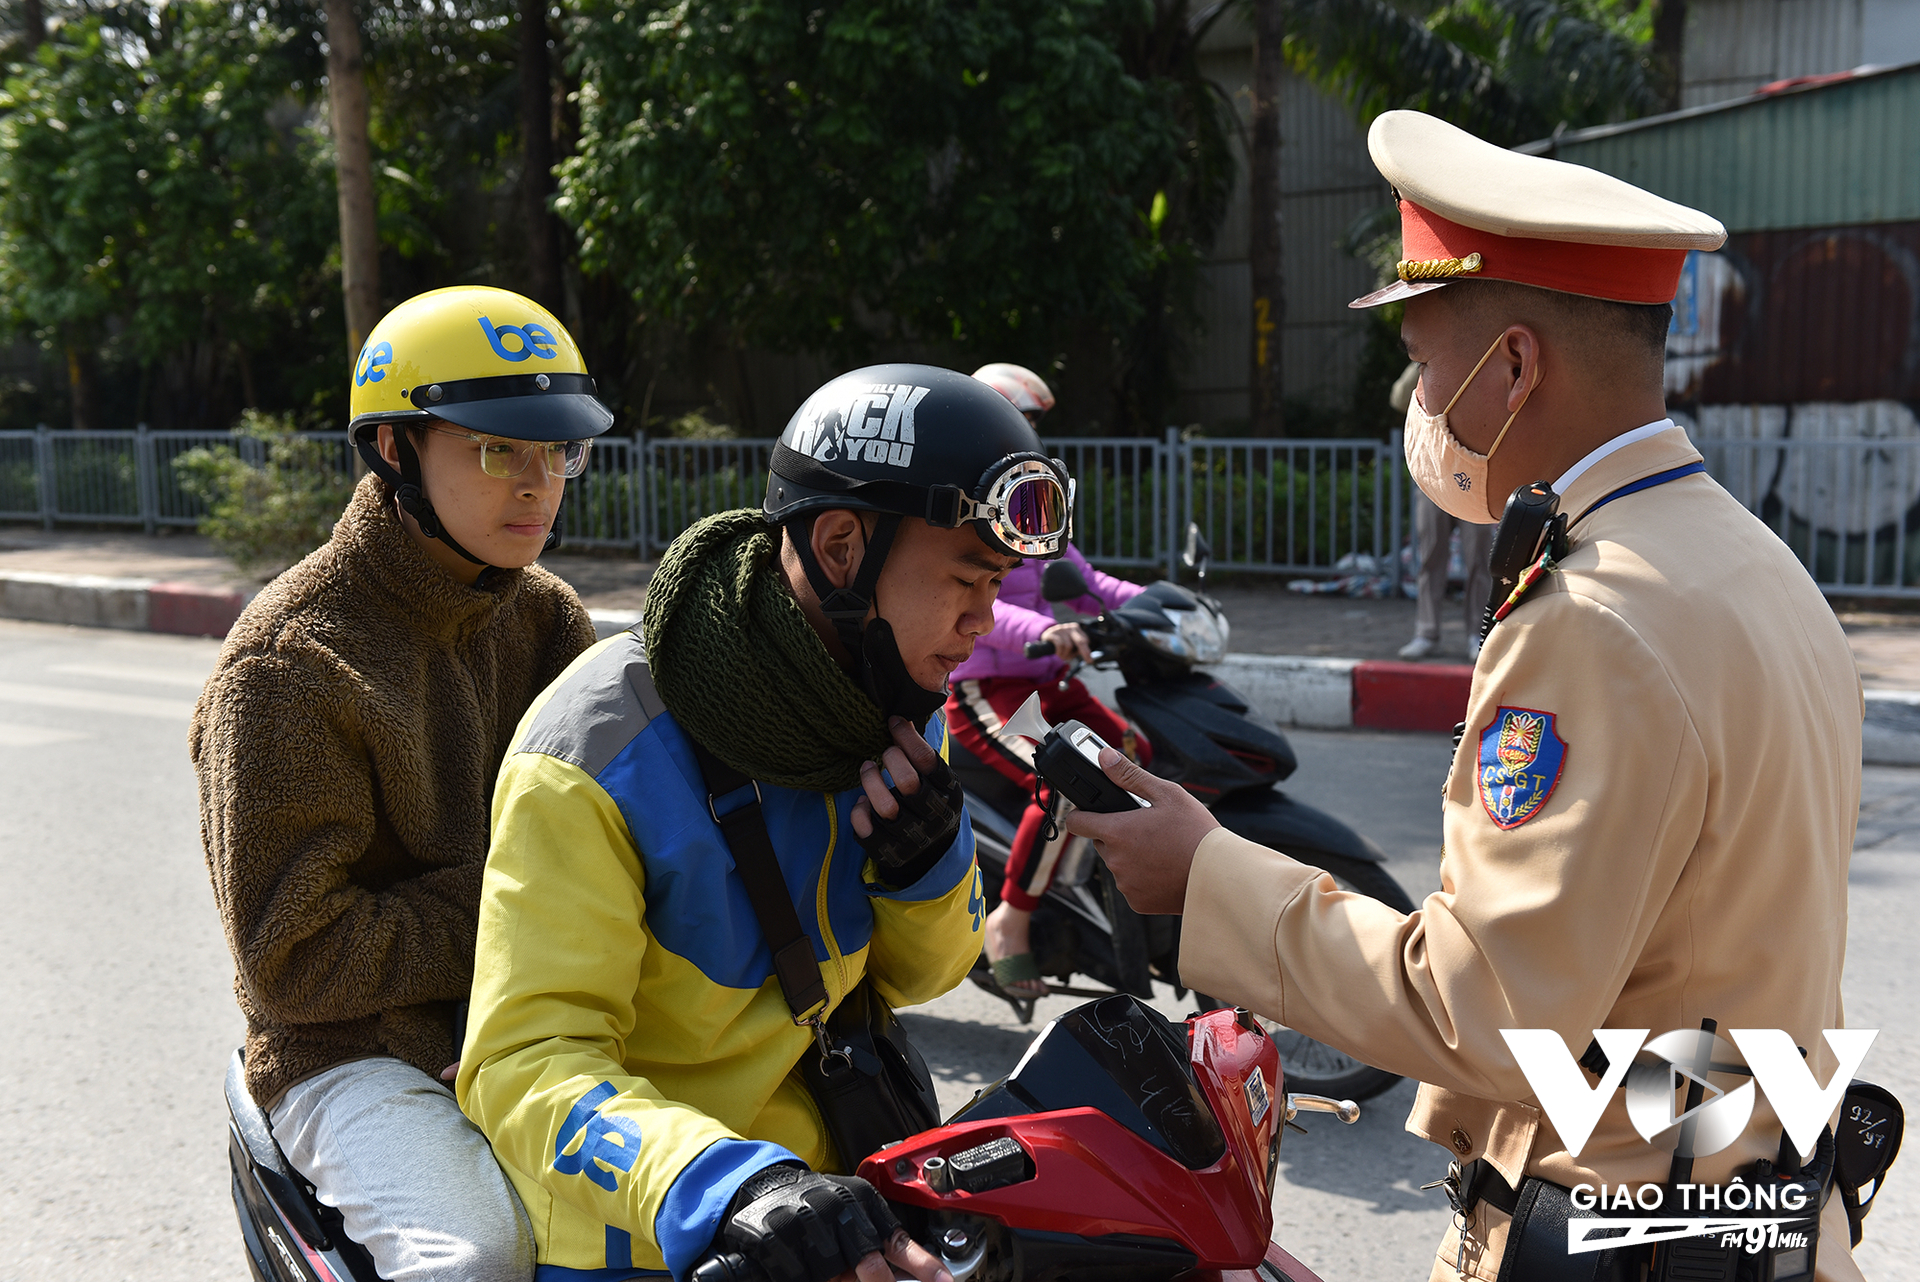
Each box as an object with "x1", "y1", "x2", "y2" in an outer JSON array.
[{"x1": 1455, "y1": 1158, "x2": 1521, "y2": 1215}]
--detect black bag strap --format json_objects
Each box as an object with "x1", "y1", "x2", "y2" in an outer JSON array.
[{"x1": 689, "y1": 736, "x2": 830, "y2": 1024}]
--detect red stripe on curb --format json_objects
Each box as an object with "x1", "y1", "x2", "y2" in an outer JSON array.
[
  {"x1": 1351, "y1": 660, "x2": 1475, "y2": 733},
  {"x1": 148, "y1": 582, "x2": 249, "y2": 638}
]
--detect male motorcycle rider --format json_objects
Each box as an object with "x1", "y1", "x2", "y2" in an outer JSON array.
[
  {"x1": 192, "y1": 286, "x2": 610, "y2": 1282},
  {"x1": 458, "y1": 365, "x2": 1075, "y2": 1282},
  {"x1": 947, "y1": 362, "x2": 1150, "y2": 998}
]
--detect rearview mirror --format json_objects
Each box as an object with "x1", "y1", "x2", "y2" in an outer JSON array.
[
  {"x1": 1182, "y1": 523, "x2": 1212, "y2": 571},
  {"x1": 1040, "y1": 559, "x2": 1092, "y2": 603}
]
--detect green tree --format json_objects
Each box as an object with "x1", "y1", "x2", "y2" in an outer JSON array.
[
  {"x1": 557, "y1": 0, "x2": 1236, "y2": 434},
  {"x1": 1284, "y1": 0, "x2": 1663, "y2": 440},
  {"x1": 356, "y1": 0, "x2": 523, "y2": 293},
  {"x1": 1285, "y1": 0, "x2": 1661, "y2": 148},
  {"x1": 175, "y1": 409, "x2": 355, "y2": 575},
  {"x1": 0, "y1": 4, "x2": 339, "y2": 429}
]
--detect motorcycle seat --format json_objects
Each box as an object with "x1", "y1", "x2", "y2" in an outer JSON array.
[{"x1": 226, "y1": 1048, "x2": 335, "y2": 1251}]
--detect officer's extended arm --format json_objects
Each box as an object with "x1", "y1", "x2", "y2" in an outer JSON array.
[{"x1": 1176, "y1": 592, "x2": 1703, "y2": 1101}]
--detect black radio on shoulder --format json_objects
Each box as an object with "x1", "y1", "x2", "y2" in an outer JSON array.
[{"x1": 1479, "y1": 480, "x2": 1570, "y2": 639}]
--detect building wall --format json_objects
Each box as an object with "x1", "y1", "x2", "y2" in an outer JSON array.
[
  {"x1": 1665, "y1": 222, "x2": 1920, "y2": 405},
  {"x1": 1683, "y1": 0, "x2": 1920, "y2": 106},
  {"x1": 1172, "y1": 17, "x2": 1383, "y2": 430},
  {"x1": 1551, "y1": 66, "x2": 1920, "y2": 409},
  {"x1": 1543, "y1": 64, "x2": 1920, "y2": 234}
]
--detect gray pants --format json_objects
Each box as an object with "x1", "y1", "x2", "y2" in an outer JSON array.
[
  {"x1": 270, "y1": 1057, "x2": 534, "y2": 1282},
  {"x1": 1413, "y1": 496, "x2": 1493, "y2": 642}
]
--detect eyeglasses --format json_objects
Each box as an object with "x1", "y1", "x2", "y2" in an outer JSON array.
[{"x1": 422, "y1": 424, "x2": 592, "y2": 479}]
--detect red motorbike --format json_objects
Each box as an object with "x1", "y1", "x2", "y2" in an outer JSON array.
[
  {"x1": 226, "y1": 992, "x2": 1357, "y2": 1282},
  {"x1": 698, "y1": 993, "x2": 1360, "y2": 1282}
]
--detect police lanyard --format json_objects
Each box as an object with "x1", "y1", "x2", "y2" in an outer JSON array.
[{"x1": 1570, "y1": 461, "x2": 1706, "y2": 526}]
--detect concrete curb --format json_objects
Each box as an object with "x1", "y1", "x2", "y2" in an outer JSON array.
[
  {"x1": 1351, "y1": 660, "x2": 1475, "y2": 732},
  {"x1": 1864, "y1": 691, "x2": 1920, "y2": 767},
  {"x1": 149, "y1": 582, "x2": 251, "y2": 638},
  {"x1": 1079, "y1": 653, "x2": 1471, "y2": 733},
  {"x1": 10, "y1": 573, "x2": 1920, "y2": 765},
  {"x1": 0, "y1": 570, "x2": 251, "y2": 638},
  {"x1": 0, "y1": 571, "x2": 158, "y2": 631},
  {"x1": 1211, "y1": 654, "x2": 1359, "y2": 728},
  {"x1": 589, "y1": 609, "x2": 644, "y2": 640}
]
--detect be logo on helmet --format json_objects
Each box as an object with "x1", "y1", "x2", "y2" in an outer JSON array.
[
  {"x1": 480, "y1": 316, "x2": 559, "y2": 363},
  {"x1": 354, "y1": 340, "x2": 393, "y2": 387}
]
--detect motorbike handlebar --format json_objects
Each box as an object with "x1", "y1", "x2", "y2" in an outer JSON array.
[
  {"x1": 690, "y1": 1253, "x2": 760, "y2": 1282},
  {"x1": 1028, "y1": 613, "x2": 1122, "y2": 664}
]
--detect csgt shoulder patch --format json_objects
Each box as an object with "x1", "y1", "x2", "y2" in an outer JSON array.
[{"x1": 1476, "y1": 706, "x2": 1567, "y2": 829}]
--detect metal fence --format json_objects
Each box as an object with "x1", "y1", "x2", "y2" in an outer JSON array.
[
  {"x1": 0, "y1": 426, "x2": 354, "y2": 533},
  {"x1": 1183, "y1": 435, "x2": 1405, "y2": 579},
  {"x1": 6, "y1": 425, "x2": 1401, "y2": 579},
  {"x1": 19, "y1": 422, "x2": 1920, "y2": 598},
  {"x1": 611, "y1": 433, "x2": 1402, "y2": 578},
  {"x1": 1696, "y1": 435, "x2": 1920, "y2": 597}
]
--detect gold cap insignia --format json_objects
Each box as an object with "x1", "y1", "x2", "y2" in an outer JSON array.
[{"x1": 1397, "y1": 252, "x2": 1483, "y2": 283}]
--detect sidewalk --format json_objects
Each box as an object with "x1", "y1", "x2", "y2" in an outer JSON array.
[
  {"x1": 0, "y1": 527, "x2": 1573, "y2": 659},
  {"x1": 7, "y1": 524, "x2": 1920, "y2": 759}
]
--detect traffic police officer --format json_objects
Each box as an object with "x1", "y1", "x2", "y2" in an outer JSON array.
[{"x1": 1067, "y1": 111, "x2": 1866, "y2": 1282}]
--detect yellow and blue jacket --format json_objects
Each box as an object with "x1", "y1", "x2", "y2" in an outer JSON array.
[{"x1": 457, "y1": 632, "x2": 983, "y2": 1281}]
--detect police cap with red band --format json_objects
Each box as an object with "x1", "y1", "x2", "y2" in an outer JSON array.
[{"x1": 1349, "y1": 111, "x2": 1727, "y2": 310}]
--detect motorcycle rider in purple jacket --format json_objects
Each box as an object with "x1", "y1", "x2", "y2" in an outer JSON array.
[{"x1": 943, "y1": 365, "x2": 1150, "y2": 996}]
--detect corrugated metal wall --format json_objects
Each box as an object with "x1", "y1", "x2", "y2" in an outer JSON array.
[
  {"x1": 1681, "y1": 0, "x2": 1920, "y2": 107},
  {"x1": 1671, "y1": 223, "x2": 1920, "y2": 405},
  {"x1": 1683, "y1": 0, "x2": 1865, "y2": 106},
  {"x1": 1545, "y1": 60, "x2": 1920, "y2": 418},
  {"x1": 1544, "y1": 64, "x2": 1920, "y2": 233}
]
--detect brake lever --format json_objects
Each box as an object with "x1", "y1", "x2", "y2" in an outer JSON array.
[
  {"x1": 1285, "y1": 1093, "x2": 1361, "y2": 1125},
  {"x1": 689, "y1": 1252, "x2": 758, "y2": 1282}
]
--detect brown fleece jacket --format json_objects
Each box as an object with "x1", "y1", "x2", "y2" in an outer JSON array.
[{"x1": 191, "y1": 473, "x2": 598, "y2": 1106}]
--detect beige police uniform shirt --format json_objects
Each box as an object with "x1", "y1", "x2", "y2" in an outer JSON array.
[{"x1": 1179, "y1": 426, "x2": 1865, "y2": 1281}]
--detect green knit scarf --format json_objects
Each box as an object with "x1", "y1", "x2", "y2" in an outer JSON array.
[{"x1": 642, "y1": 508, "x2": 891, "y2": 793}]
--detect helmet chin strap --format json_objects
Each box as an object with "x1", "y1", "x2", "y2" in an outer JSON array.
[
  {"x1": 352, "y1": 425, "x2": 492, "y2": 569},
  {"x1": 786, "y1": 512, "x2": 948, "y2": 729}
]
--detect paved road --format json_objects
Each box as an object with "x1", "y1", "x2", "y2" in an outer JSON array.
[
  {"x1": 0, "y1": 620, "x2": 245, "y2": 1280},
  {"x1": 0, "y1": 618, "x2": 1912, "y2": 1280}
]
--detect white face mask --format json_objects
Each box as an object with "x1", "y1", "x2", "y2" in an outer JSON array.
[{"x1": 1403, "y1": 331, "x2": 1536, "y2": 524}]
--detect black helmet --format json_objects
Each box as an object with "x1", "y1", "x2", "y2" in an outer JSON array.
[
  {"x1": 765, "y1": 364, "x2": 1071, "y2": 560},
  {"x1": 765, "y1": 363, "x2": 1074, "y2": 725}
]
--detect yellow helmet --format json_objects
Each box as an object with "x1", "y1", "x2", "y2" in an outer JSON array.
[
  {"x1": 347, "y1": 285, "x2": 613, "y2": 442},
  {"x1": 347, "y1": 286, "x2": 613, "y2": 568}
]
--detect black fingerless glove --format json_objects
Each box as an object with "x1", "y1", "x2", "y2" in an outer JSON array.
[
  {"x1": 710, "y1": 1165, "x2": 903, "y2": 1282},
  {"x1": 856, "y1": 752, "x2": 965, "y2": 889}
]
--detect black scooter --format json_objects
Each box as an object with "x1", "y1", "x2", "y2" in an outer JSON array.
[
  {"x1": 952, "y1": 532, "x2": 1414, "y2": 1102},
  {"x1": 224, "y1": 1050, "x2": 379, "y2": 1282}
]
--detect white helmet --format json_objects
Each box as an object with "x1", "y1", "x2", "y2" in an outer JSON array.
[{"x1": 971, "y1": 363, "x2": 1056, "y2": 424}]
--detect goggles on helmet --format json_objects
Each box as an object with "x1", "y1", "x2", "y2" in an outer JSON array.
[
  {"x1": 927, "y1": 456, "x2": 1074, "y2": 558},
  {"x1": 419, "y1": 422, "x2": 593, "y2": 479}
]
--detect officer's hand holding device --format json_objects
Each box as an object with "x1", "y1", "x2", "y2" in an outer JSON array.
[
  {"x1": 1002, "y1": 692, "x2": 1149, "y2": 814},
  {"x1": 991, "y1": 684, "x2": 1220, "y2": 916}
]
